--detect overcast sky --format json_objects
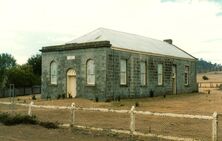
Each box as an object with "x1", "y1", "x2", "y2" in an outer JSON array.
[{"x1": 0, "y1": 0, "x2": 222, "y2": 64}]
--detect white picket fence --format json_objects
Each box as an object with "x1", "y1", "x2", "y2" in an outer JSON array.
[{"x1": 0, "y1": 101, "x2": 219, "y2": 141}]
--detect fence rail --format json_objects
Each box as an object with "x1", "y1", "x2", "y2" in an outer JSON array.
[
  {"x1": 0, "y1": 101, "x2": 218, "y2": 141},
  {"x1": 198, "y1": 82, "x2": 222, "y2": 88}
]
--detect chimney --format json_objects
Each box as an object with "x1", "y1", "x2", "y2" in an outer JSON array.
[{"x1": 163, "y1": 39, "x2": 173, "y2": 44}]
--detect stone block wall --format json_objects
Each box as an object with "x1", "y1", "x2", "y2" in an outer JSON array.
[{"x1": 105, "y1": 49, "x2": 198, "y2": 100}]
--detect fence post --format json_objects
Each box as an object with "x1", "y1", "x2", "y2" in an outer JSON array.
[
  {"x1": 212, "y1": 112, "x2": 218, "y2": 141},
  {"x1": 71, "y1": 103, "x2": 75, "y2": 125},
  {"x1": 130, "y1": 105, "x2": 135, "y2": 134},
  {"x1": 28, "y1": 101, "x2": 34, "y2": 116}
]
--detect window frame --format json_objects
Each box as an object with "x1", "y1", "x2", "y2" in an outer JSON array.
[
  {"x1": 157, "y1": 64, "x2": 163, "y2": 86},
  {"x1": 120, "y1": 59, "x2": 127, "y2": 85},
  {"x1": 184, "y1": 66, "x2": 189, "y2": 86},
  {"x1": 86, "y1": 59, "x2": 95, "y2": 86},
  {"x1": 50, "y1": 61, "x2": 57, "y2": 85},
  {"x1": 140, "y1": 61, "x2": 147, "y2": 86}
]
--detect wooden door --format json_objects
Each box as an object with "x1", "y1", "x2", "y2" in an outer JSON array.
[
  {"x1": 67, "y1": 69, "x2": 76, "y2": 98},
  {"x1": 172, "y1": 65, "x2": 177, "y2": 94}
]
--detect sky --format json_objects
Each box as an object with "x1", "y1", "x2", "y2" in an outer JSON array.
[{"x1": 0, "y1": 0, "x2": 222, "y2": 64}]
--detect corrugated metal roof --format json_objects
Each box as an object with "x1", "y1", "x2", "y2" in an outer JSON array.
[{"x1": 67, "y1": 28, "x2": 195, "y2": 59}]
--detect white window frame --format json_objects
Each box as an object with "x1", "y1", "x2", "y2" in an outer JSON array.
[
  {"x1": 120, "y1": 59, "x2": 127, "y2": 85},
  {"x1": 50, "y1": 61, "x2": 57, "y2": 85},
  {"x1": 184, "y1": 66, "x2": 189, "y2": 85},
  {"x1": 86, "y1": 59, "x2": 95, "y2": 85},
  {"x1": 140, "y1": 62, "x2": 146, "y2": 86},
  {"x1": 157, "y1": 64, "x2": 163, "y2": 85}
]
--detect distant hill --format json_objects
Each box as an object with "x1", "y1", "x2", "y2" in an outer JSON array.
[{"x1": 197, "y1": 59, "x2": 222, "y2": 73}]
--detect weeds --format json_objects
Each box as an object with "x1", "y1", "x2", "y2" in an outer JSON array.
[{"x1": 0, "y1": 113, "x2": 58, "y2": 129}]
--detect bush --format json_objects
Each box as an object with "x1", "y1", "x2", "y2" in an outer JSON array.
[
  {"x1": 117, "y1": 96, "x2": 121, "y2": 102},
  {"x1": 0, "y1": 113, "x2": 58, "y2": 129},
  {"x1": 135, "y1": 102, "x2": 139, "y2": 107},
  {"x1": 39, "y1": 121, "x2": 58, "y2": 129},
  {"x1": 0, "y1": 113, "x2": 37, "y2": 125},
  {"x1": 220, "y1": 84, "x2": 222, "y2": 90},
  {"x1": 62, "y1": 93, "x2": 66, "y2": 99},
  {"x1": 32, "y1": 95, "x2": 36, "y2": 100},
  {"x1": 149, "y1": 90, "x2": 154, "y2": 97},
  {"x1": 46, "y1": 96, "x2": 51, "y2": 100},
  {"x1": 57, "y1": 95, "x2": 61, "y2": 99},
  {"x1": 95, "y1": 97, "x2": 99, "y2": 102},
  {"x1": 202, "y1": 75, "x2": 209, "y2": 80}
]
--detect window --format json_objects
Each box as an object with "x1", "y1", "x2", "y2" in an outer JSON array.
[
  {"x1": 140, "y1": 62, "x2": 146, "y2": 86},
  {"x1": 120, "y1": 59, "x2": 127, "y2": 85},
  {"x1": 157, "y1": 64, "x2": 163, "y2": 85},
  {"x1": 184, "y1": 66, "x2": 189, "y2": 85},
  {"x1": 87, "y1": 59, "x2": 95, "y2": 85},
  {"x1": 50, "y1": 61, "x2": 57, "y2": 85}
]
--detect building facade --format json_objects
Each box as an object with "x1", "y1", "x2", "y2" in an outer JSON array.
[{"x1": 41, "y1": 28, "x2": 198, "y2": 100}]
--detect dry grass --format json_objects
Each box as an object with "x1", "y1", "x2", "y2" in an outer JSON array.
[
  {"x1": 1, "y1": 71, "x2": 222, "y2": 140},
  {"x1": 197, "y1": 71, "x2": 222, "y2": 83},
  {"x1": 1, "y1": 91, "x2": 222, "y2": 140}
]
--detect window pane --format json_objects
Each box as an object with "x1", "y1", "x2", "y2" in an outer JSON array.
[
  {"x1": 157, "y1": 64, "x2": 163, "y2": 85},
  {"x1": 87, "y1": 60, "x2": 95, "y2": 85},
  {"x1": 184, "y1": 66, "x2": 189, "y2": 85},
  {"x1": 50, "y1": 62, "x2": 57, "y2": 84},
  {"x1": 140, "y1": 62, "x2": 146, "y2": 85},
  {"x1": 120, "y1": 73, "x2": 126, "y2": 84},
  {"x1": 120, "y1": 60, "x2": 126, "y2": 72},
  {"x1": 120, "y1": 60, "x2": 127, "y2": 85}
]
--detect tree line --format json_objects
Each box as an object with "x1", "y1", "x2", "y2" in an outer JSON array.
[
  {"x1": 197, "y1": 58, "x2": 222, "y2": 73},
  {"x1": 0, "y1": 53, "x2": 221, "y2": 88},
  {"x1": 0, "y1": 53, "x2": 41, "y2": 89}
]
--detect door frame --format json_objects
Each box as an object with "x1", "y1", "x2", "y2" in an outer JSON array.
[
  {"x1": 172, "y1": 65, "x2": 177, "y2": 94},
  {"x1": 66, "y1": 69, "x2": 76, "y2": 98}
]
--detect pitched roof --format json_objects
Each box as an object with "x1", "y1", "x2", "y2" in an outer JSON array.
[{"x1": 67, "y1": 28, "x2": 195, "y2": 60}]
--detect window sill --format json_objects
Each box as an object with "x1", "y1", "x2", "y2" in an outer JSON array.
[
  {"x1": 120, "y1": 84, "x2": 128, "y2": 87},
  {"x1": 140, "y1": 85, "x2": 147, "y2": 87},
  {"x1": 86, "y1": 84, "x2": 96, "y2": 87},
  {"x1": 49, "y1": 84, "x2": 58, "y2": 86},
  {"x1": 157, "y1": 84, "x2": 164, "y2": 87}
]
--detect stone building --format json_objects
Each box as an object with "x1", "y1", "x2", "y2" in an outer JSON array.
[{"x1": 41, "y1": 28, "x2": 198, "y2": 100}]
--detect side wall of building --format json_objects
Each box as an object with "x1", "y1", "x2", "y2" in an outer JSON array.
[
  {"x1": 41, "y1": 48, "x2": 107, "y2": 100},
  {"x1": 105, "y1": 48, "x2": 198, "y2": 100}
]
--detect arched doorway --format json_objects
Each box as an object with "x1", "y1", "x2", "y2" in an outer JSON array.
[{"x1": 67, "y1": 69, "x2": 76, "y2": 98}]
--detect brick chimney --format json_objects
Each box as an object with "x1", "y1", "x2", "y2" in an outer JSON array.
[{"x1": 163, "y1": 39, "x2": 173, "y2": 44}]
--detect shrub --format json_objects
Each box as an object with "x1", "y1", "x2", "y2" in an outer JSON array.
[
  {"x1": 32, "y1": 95, "x2": 36, "y2": 100},
  {"x1": 95, "y1": 96, "x2": 99, "y2": 102},
  {"x1": 62, "y1": 93, "x2": 65, "y2": 99},
  {"x1": 135, "y1": 102, "x2": 139, "y2": 107},
  {"x1": 149, "y1": 90, "x2": 154, "y2": 97},
  {"x1": 46, "y1": 95, "x2": 51, "y2": 100},
  {"x1": 202, "y1": 75, "x2": 209, "y2": 80},
  {"x1": 39, "y1": 121, "x2": 58, "y2": 129},
  {"x1": 105, "y1": 98, "x2": 111, "y2": 102},
  {"x1": 0, "y1": 113, "x2": 37, "y2": 125},
  {"x1": 57, "y1": 95, "x2": 61, "y2": 99},
  {"x1": 117, "y1": 96, "x2": 121, "y2": 102},
  {"x1": 0, "y1": 113, "x2": 58, "y2": 129}
]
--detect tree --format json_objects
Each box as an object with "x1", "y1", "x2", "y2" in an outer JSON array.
[
  {"x1": 27, "y1": 54, "x2": 41, "y2": 76},
  {"x1": 0, "y1": 53, "x2": 16, "y2": 88},
  {"x1": 7, "y1": 65, "x2": 40, "y2": 87}
]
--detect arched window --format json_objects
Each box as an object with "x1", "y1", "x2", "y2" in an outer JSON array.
[
  {"x1": 50, "y1": 61, "x2": 57, "y2": 84},
  {"x1": 86, "y1": 59, "x2": 95, "y2": 85}
]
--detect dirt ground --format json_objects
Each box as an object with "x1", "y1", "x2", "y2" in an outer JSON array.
[
  {"x1": 0, "y1": 124, "x2": 143, "y2": 141},
  {"x1": 0, "y1": 72, "x2": 222, "y2": 141}
]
